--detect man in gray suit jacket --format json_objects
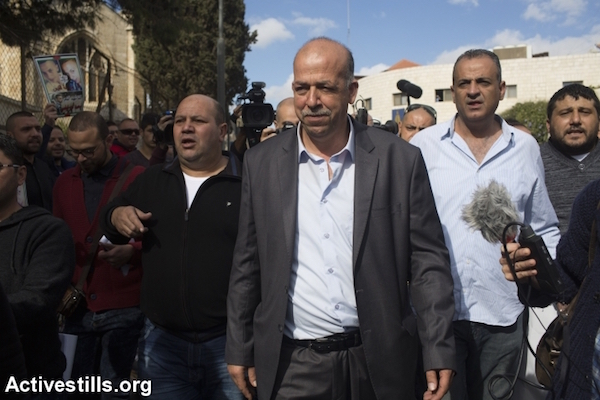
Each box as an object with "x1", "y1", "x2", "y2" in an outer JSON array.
[{"x1": 226, "y1": 37, "x2": 456, "y2": 400}]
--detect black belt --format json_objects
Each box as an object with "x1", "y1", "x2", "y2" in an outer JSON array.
[
  {"x1": 155, "y1": 323, "x2": 226, "y2": 343},
  {"x1": 284, "y1": 331, "x2": 362, "y2": 353}
]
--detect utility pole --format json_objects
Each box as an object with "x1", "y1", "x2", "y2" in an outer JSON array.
[{"x1": 217, "y1": 0, "x2": 226, "y2": 113}]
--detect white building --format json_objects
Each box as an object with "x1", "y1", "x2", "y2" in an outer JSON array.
[{"x1": 354, "y1": 46, "x2": 600, "y2": 125}]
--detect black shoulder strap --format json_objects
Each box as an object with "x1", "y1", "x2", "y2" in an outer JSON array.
[
  {"x1": 587, "y1": 198, "x2": 600, "y2": 267},
  {"x1": 74, "y1": 162, "x2": 136, "y2": 291}
]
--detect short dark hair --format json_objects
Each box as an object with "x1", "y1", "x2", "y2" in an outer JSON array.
[
  {"x1": 140, "y1": 113, "x2": 160, "y2": 130},
  {"x1": 6, "y1": 111, "x2": 35, "y2": 133},
  {"x1": 118, "y1": 118, "x2": 136, "y2": 128},
  {"x1": 106, "y1": 120, "x2": 117, "y2": 128},
  {"x1": 0, "y1": 134, "x2": 24, "y2": 165},
  {"x1": 547, "y1": 84, "x2": 600, "y2": 119},
  {"x1": 453, "y1": 49, "x2": 502, "y2": 84},
  {"x1": 405, "y1": 103, "x2": 437, "y2": 123},
  {"x1": 296, "y1": 37, "x2": 355, "y2": 88},
  {"x1": 69, "y1": 111, "x2": 109, "y2": 139}
]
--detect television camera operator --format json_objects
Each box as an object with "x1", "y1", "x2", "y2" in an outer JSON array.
[
  {"x1": 261, "y1": 97, "x2": 299, "y2": 142},
  {"x1": 148, "y1": 112, "x2": 176, "y2": 166},
  {"x1": 230, "y1": 82, "x2": 276, "y2": 161}
]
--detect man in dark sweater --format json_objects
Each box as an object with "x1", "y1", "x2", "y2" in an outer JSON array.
[
  {"x1": 502, "y1": 178, "x2": 600, "y2": 398},
  {"x1": 0, "y1": 134, "x2": 74, "y2": 384},
  {"x1": 100, "y1": 94, "x2": 243, "y2": 399},
  {"x1": 541, "y1": 83, "x2": 600, "y2": 234}
]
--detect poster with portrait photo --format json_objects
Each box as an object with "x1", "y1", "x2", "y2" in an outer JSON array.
[{"x1": 33, "y1": 54, "x2": 85, "y2": 117}]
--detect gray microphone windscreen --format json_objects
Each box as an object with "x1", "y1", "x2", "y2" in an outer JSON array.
[{"x1": 461, "y1": 180, "x2": 520, "y2": 243}]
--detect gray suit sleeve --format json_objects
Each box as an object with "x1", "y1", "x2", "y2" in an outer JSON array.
[
  {"x1": 408, "y1": 151, "x2": 457, "y2": 372},
  {"x1": 225, "y1": 155, "x2": 261, "y2": 366}
]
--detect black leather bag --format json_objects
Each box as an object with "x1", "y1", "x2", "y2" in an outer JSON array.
[
  {"x1": 535, "y1": 295, "x2": 578, "y2": 387},
  {"x1": 56, "y1": 162, "x2": 136, "y2": 319},
  {"x1": 57, "y1": 284, "x2": 85, "y2": 317}
]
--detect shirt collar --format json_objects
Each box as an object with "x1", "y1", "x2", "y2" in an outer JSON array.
[
  {"x1": 444, "y1": 114, "x2": 515, "y2": 145},
  {"x1": 84, "y1": 155, "x2": 118, "y2": 179},
  {"x1": 297, "y1": 115, "x2": 356, "y2": 163}
]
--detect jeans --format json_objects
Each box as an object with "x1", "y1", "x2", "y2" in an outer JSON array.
[
  {"x1": 64, "y1": 305, "x2": 144, "y2": 399},
  {"x1": 445, "y1": 312, "x2": 524, "y2": 400},
  {"x1": 137, "y1": 318, "x2": 243, "y2": 400}
]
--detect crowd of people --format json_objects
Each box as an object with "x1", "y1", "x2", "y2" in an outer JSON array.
[{"x1": 0, "y1": 35, "x2": 599, "y2": 400}]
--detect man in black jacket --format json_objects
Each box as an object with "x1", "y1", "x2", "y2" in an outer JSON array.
[
  {"x1": 100, "y1": 94, "x2": 242, "y2": 400},
  {"x1": 5, "y1": 110, "x2": 56, "y2": 211}
]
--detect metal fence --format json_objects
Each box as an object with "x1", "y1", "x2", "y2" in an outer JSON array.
[{"x1": 0, "y1": 39, "x2": 51, "y2": 132}]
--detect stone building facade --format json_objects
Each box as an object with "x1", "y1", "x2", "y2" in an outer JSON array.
[{"x1": 0, "y1": 4, "x2": 145, "y2": 131}]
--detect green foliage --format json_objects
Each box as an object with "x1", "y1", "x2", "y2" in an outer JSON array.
[
  {"x1": 0, "y1": 0, "x2": 103, "y2": 47},
  {"x1": 501, "y1": 101, "x2": 548, "y2": 143},
  {"x1": 0, "y1": 0, "x2": 255, "y2": 109},
  {"x1": 122, "y1": 0, "x2": 257, "y2": 108}
]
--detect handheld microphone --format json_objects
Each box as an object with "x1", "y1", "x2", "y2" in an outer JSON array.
[
  {"x1": 396, "y1": 79, "x2": 423, "y2": 99},
  {"x1": 518, "y1": 226, "x2": 563, "y2": 295},
  {"x1": 461, "y1": 180, "x2": 520, "y2": 243},
  {"x1": 462, "y1": 180, "x2": 563, "y2": 295}
]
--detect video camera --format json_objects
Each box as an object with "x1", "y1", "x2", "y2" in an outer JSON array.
[
  {"x1": 374, "y1": 120, "x2": 399, "y2": 134},
  {"x1": 238, "y1": 82, "x2": 274, "y2": 147},
  {"x1": 153, "y1": 110, "x2": 175, "y2": 146}
]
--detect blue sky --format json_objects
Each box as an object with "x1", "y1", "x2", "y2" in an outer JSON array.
[{"x1": 242, "y1": 0, "x2": 600, "y2": 106}]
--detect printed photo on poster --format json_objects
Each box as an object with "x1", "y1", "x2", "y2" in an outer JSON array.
[{"x1": 33, "y1": 54, "x2": 85, "y2": 117}]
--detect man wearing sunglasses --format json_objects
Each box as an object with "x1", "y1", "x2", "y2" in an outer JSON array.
[
  {"x1": 111, "y1": 118, "x2": 141, "y2": 157},
  {"x1": 399, "y1": 104, "x2": 437, "y2": 141}
]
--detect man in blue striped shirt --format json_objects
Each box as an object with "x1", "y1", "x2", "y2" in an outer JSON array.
[{"x1": 411, "y1": 49, "x2": 560, "y2": 400}]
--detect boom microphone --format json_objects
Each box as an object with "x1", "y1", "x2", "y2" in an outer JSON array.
[
  {"x1": 396, "y1": 79, "x2": 422, "y2": 99},
  {"x1": 461, "y1": 180, "x2": 520, "y2": 243}
]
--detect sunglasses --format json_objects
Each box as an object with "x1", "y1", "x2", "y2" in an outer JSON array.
[
  {"x1": 70, "y1": 145, "x2": 99, "y2": 158},
  {"x1": 406, "y1": 104, "x2": 437, "y2": 122},
  {"x1": 119, "y1": 129, "x2": 140, "y2": 136}
]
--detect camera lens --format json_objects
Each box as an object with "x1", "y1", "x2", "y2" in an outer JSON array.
[
  {"x1": 251, "y1": 109, "x2": 265, "y2": 123},
  {"x1": 242, "y1": 104, "x2": 274, "y2": 129}
]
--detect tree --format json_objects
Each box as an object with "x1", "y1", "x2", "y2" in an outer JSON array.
[
  {"x1": 0, "y1": 0, "x2": 103, "y2": 47},
  {"x1": 501, "y1": 101, "x2": 548, "y2": 143},
  {"x1": 119, "y1": 0, "x2": 256, "y2": 109}
]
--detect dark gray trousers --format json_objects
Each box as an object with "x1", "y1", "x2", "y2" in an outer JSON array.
[{"x1": 270, "y1": 338, "x2": 377, "y2": 400}]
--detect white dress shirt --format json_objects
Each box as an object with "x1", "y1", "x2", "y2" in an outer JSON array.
[{"x1": 285, "y1": 118, "x2": 358, "y2": 339}]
